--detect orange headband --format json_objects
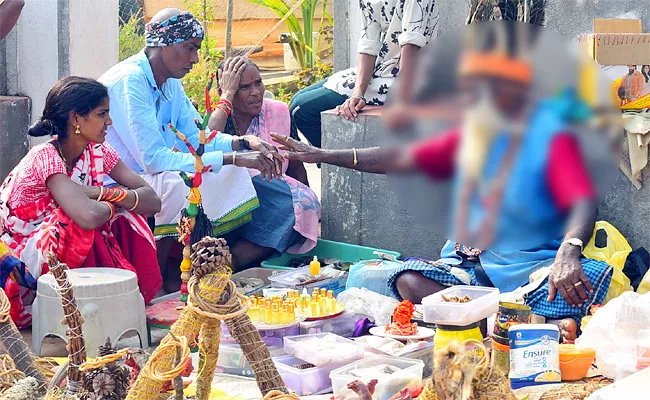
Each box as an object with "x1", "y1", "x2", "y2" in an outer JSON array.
[{"x1": 459, "y1": 52, "x2": 533, "y2": 85}]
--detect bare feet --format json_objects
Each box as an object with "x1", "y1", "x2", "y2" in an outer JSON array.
[{"x1": 548, "y1": 318, "x2": 578, "y2": 343}]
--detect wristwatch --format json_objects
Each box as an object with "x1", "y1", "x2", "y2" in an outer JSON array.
[
  {"x1": 562, "y1": 238, "x2": 584, "y2": 252},
  {"x1": 239, "y1": 137, "x2": 251, "y2": 150}
]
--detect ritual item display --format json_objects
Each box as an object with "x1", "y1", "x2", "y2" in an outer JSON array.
[
  {"x1": 249, "y1": 288, "x2": 343, "y2": 324},
  {"x1": 386, "y1": 301, "x2": 418, "y2": 336},
  {"x1": 79, "y1": 338, "x2": 130, "y2": 400},
  {"x1": 284, "y1": 333, "x2": 364, "y2": 366},
  {"x1": 423, "y1": 339, "x2": 515, "y2": 400},
  {"x1": 126, "y1": 237, "x2": 286, "y2": 400},
  {"x1": 47, "y1": 253, "x2": 85, "y2": 397}
]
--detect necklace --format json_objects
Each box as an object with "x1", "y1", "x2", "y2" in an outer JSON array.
[{"x1": 54, "y1": 140, "x2": 71, "y2": 174}]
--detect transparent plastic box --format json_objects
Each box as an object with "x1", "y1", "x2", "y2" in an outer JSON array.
[
  {"x1": 274, "y1": 355, "x2": 346, "y2": 396},
  {"x1": 330, "y1": 356, "x2": 424, "y2": 400},
  {"x1": 299, "y1": 311, "x2": 358, "y2": 336},
  {"x1": 220, "y1": 321, "x2": 299, "y2": 347},
  {"x1": 268, "y1": 265, "x2": 348, "y2": 292},
  {"x1": 216, "y1": 343, "x2": 285, "y2": 377},
  {"x1": 421, "y1": 286, "x2": 500, "y2": 326},
  {"x1": 283, "y1": 332, "x2": 364, "y2": 366}
]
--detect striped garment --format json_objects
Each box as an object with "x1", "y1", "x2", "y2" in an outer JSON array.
[{"x1": 388, "y1": 257, "x2": 612, "y2": 322}]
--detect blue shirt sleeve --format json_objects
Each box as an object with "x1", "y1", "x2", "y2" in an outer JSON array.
[{"x1": 107, "y1": 74, "x2": 232, "y2": 174}]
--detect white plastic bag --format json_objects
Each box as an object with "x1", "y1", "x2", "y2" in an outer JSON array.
[
  {"x1": 576, "y1": 291, "x2": 650, "y2": 380},
  {"x1": 337, "y1": 287, "x2": 400, "y2": 326}
]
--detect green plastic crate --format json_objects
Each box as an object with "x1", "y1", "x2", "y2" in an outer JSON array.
[{"x1": 260, "y1": 239, "x2": 401, "y2": 271}]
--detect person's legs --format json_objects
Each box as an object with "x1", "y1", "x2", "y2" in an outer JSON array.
[
  {"x1": 289, "y1": 79, "x2": 347, "y2": 148},
  {"x1": 395, "y1": 270, "x2": 447, "y2": 304}
]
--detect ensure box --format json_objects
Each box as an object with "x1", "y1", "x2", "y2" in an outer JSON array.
[{"x1": 508, "y1": 324, "x2": 561, "y2": 389}]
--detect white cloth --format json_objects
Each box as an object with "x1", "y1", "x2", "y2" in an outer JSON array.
[
  {"x1": 323, "y1": 0, "x2": 439, "y2": 105},
  {"x1": 499, "y1": 266, "x2": 553, "y2": 304},
  {"x1": 143, "y1": 166, "x2": 258, "y2": 238}
]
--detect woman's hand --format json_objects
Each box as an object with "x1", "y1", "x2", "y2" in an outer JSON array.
[
  {"x1": 218, "y1": 57, "x2": 247, "y2": 100},
  {"x1": 547, "y1": 244, "x2": 594, "y2": 307},
  {"x1": 336, "y1": 96, "x2": 366, "y2": 120},
  {"x1": 80, "y1": 185, "x2": 101, "y2": 201},
  {"x1": 233, "y1": 151, "x2": 283, "y2": 181},
  {"x1": 243, "y1": 135, "x2": 284, "y2": 176},
  {"x1": 270, "y1": 132, "x2": 323, "y2": 164}
]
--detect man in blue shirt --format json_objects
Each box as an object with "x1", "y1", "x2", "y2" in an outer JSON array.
[{"x1": 99, "y1": 8, "x2": 283, "y2": 291}]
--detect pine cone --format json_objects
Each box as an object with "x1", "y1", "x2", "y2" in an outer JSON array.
[
  {"x1": 190, "y1": 237, "x2": 232, "y2": 278},
  {"x1": 97, "y1": 337, "x2": 115, "y2": 358},
  {"x1": 92, "y1": 371, "x2": 116, "y2": 396},
  {"x1": 83, "y1": 368, "x2": 103, "y2": 394}
]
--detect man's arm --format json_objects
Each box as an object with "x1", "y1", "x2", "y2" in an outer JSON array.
[
  {"x1": 108, "y1": 74, "x2": 227, "y2": 174},
  {"x1": 0, "y1": 0, "x2": 24, "y2": 41}
]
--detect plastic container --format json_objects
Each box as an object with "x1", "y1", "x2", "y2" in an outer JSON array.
[
  {"x1": 330, "y1": 356, "x2": 425, "y2": 400},
  {"x1": 283, "y1": 333, "x2": 364, "y2": 366},
  {"x1": 346, "y1": 260, "x2": 403, "y2": 297},
  {"x1": 434, "y1": 323, "x2": 483, "y2": 354},
  {"x1": 558, "y1": 344, "x2": 595, "y2": 381},
  {"x1": 216, "y1": 343, "x2": 285, "y2": 377},
  {"x1": 268, "y1": 265, "x2": 348, "y2": 292},
  {"x1": 509, "y1": 324, "x2": 561, "y2": 389},
  {"x1": 274, "y1": 355, "x2": 345, "y2": 396},
  {"x1": 221, "y1": 321, "x2": 299, "y2": 347},
  {"x1": 232, "y1": 267, "x2": 274, "y2": 295},
  {"x1": 491, "y1": 339, "x2": 510, "y2": 377},
  {"x1": 299, "y1": 311, "x2": 358, "y2": 336},
  {"x1": 422, "y1": 286, "x2": 500, "y2": 326},
  {"x1": 261, "y1": 239, "x2": 401, "y2": 271}
]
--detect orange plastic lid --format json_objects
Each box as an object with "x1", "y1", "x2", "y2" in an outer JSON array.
[
  {"x1": 491, "y1": 338, "x2": 510, "y2": 351},
  {"x1": 559, "y1": 344, "x2": 595, "y2": 360}
]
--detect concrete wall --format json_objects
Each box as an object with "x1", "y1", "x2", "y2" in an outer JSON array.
[{"x1": 2, "y1": 0, "x2": 119, "y2": 149}]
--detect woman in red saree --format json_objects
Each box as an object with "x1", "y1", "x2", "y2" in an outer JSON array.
[{"x1": 0, "y1": 76, "x2": 162, "y2": 328}]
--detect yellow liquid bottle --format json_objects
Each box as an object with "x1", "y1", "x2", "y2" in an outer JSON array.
[
  {"x1": 271, "y1": 303, "x2": 280, "y2": 325},
  {"x1": 248, "y1": 297, "x2": 258, "y2": 323},
  {"x1": 327, "y1": 290, "x2": 336, "y2": 314},
  {"x1": 311, "y1": 294, "x2": 320, "y2": 317},
  {"x1": 319, "y1": 293, "x2": 328, "y2": 314},
  {"x1": 264, "y1": 300, "x2": 273, "y2": 324},
  {"x1": 310, "y1": 256, "x2": 321, "y2": 276}
]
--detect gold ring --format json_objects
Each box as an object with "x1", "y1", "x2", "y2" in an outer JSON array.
[
  {"x1": 573, "y1": 282, "x2": 583, "y2": 288},
  {"x1": 285, "y1": 136, "x2": 289, "y2": 144}
]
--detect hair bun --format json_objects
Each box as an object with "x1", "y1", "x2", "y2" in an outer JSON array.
[{"x1": 27, "y1": 118, "x2": 55, "y2": 137}]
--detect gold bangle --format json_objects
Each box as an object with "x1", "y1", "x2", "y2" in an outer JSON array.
[
  {"x1": 232, "y1": 151, "x2": 237, "y2": 165},
  {"x1": 128, "y1": 190, "x2": 140, "y2": 211},
  {"x1": 353, "y1": 148, "x2": 358, "y2": 169},
  {"x1": 96, "y1": 186, "x2": 104, "y2": 202}
]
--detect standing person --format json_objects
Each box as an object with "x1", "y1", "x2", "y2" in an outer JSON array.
[
  {"x1": 99, "y1": 8, "x2": 285, "y2": 292},
  {"x1": 620, "y1": 65, "x2": 644, "y2": 103},
  {"x1": 641, "y1": 65, "x2": 650, "y2": 94},
  {"x1": 0, "y1": 0, "x2": 24, "y2": 41},
  {"x1": 289, "y1": 0, "x2": 440, "y2": 148},
  {"x1": 0, "y1": 76, "x2": 162, "y2": 327},
  {"x1": 207, "y1": 57, "x2": 320, "y2": 266}
]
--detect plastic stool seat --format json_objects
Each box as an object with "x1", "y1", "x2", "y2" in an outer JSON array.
[{"x1": 32, "y1": 268, "x2": 148, "y2": 357}]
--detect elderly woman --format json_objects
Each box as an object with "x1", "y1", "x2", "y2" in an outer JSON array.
[
  {"x1": 0, "y1": 76, "x2": 162, "y2": 327},
  {"x1": 207, "y1": 57, "x2": 321, "y2": 268}
]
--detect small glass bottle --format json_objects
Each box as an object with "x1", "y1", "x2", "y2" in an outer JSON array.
[
  {"x1": 311, "y1": 293, "x2": 320, "y2": 317},
  {"x1": 319, "y1": 291, "x2": 328, "y2": 314},
  {"x1": 271, "y1": 303, "x2": 281, "y2": 325},
  {"x1": 264, "y1": 299, "x2": 273, "y2": 324},
  {"x1": 327, "y1": 290, "x2": 336, "y2": 314}
]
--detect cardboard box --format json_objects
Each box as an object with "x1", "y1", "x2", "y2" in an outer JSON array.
[{"x1": 580, "y1": 19, "x2": 650, "y2": 109}]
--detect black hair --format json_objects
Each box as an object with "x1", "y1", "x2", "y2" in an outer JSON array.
[
  {"x1": 216, "y1": 58, "x2": 260, "y2": 89},
  {"x1": 28, "y1": 76, "x2": 108, "y2": 139},
  {"x1": 618, "y1": 85, "x2": 626, "y2": 100},
  {"x1": 642, "y1": 65, "x2": 650, "y2": 84}
]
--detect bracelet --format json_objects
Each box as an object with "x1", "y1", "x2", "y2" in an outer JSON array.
[
  {"x1": 100, "y1": 201, "x2": 115, "y2": 220},
  {"x1": 96, "y1": 186, "x2": 104, "y2": 202},
  {"x1": 239, "y1": 137, "x2": 251, "y2": 150},
  {"x1": 128, "y1": 190, "x2": 140, "y2": 211},
  {"x1": 232, "y1": 151, "x2": 237, "y2": 166},
  {"x1": 352, "y1": 148, "x2": 358, "y2": 169},
  {"x1": 351, "y1": 94, "x2": 366, "y2": 103},
  {"x1": 219, "y1": 98, "x2": 233, "y2": 109},
  {"x1": 102, "y1": 187, "x2": 128, "y2": 203}
]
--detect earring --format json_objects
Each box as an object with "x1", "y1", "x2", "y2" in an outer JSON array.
[{"x1": 75, "y1": 125, "x2": 81, "y2": 136}]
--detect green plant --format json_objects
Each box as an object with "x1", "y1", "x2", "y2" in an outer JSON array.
[
  {"x1": 118, "y1": 11, "x2": 145, "y2": 61},
  {"x1": 271, "y1": 61, "x2": 332, "y2": 104},
  {"x1": 247, "y1": 0, "x2": 332, "y2": 69}
]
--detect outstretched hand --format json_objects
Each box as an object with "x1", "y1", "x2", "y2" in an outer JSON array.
[{"x1": 270, "y1": 132, "x2": 323, "y2": 164}]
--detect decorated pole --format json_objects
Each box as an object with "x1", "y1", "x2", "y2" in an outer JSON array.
[{"x1": 171, "y1": 73, "x2": 220, "y2": 307}]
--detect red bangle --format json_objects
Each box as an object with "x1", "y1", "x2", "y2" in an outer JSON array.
[
  {"x1": 218, "y1": 98, "x2": 233, "y2": 109},
  {"x1": 100, "y1": 201, "x2": 115, "y2": 219}
]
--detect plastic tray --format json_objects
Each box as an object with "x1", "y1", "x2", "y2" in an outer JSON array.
[
  {"x1": 232, "y1": 267, "x2": 275, "y2": 296},
  {"x1": 216, "y1": 343, "x2": 285, "y2": 377},
  {"x1": 268, "y1": 265, "x2": 348, "y2": 292},
  {"x1": 359, "y1": 339, "x2": 434, "y2": 378},
  {"x1": 220, "y1": 321, "x2": 299, "y2": 347},
  {"x1": 261, "y1": 239, "x2": 401, "y2": 270},
  {"x1": 422, "y1": 286, "x2": 500, "y2": 326},
  {"x1": 330, "y1": 356, "x2": 424, "y2": 400},
  {"x1": 283, "y1": 333, "x2": 364, "y2": 366},
  {"x1": 299, "y1": 311, "x2": 358, "y2": 336},
  {"x1": 274, "y1": 355, "x2": 346, "y2": 396}
]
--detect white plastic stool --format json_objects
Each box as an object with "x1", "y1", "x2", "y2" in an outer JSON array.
[{"x1": 32, "y1": 268, "x2": 148, "y2": 357}]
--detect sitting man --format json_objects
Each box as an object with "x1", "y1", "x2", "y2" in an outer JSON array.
[{"x1": 99, "y1": 8, "x2": 291, "y2": 291}]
